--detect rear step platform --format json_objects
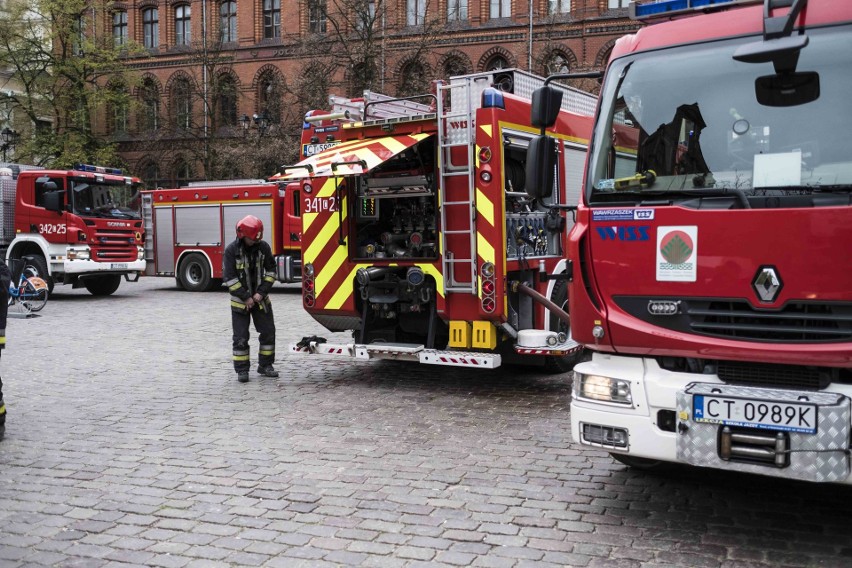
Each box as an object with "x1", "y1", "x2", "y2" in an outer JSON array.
[{"x1": 290, "y1": 340, "x2": 501, "y2": 368}]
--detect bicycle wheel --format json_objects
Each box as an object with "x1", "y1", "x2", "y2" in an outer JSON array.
[{"x1": 21, "y1": 278, "x2": 48, "y2": 312}]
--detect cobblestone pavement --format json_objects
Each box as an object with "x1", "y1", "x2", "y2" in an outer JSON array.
[{"x1": 1, "y1": 277, "x2": 851, "y2": 568}]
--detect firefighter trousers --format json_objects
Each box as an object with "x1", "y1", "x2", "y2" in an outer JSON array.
[{"x1": 232, "y1": 305, "x2": 275, "y2": 373}]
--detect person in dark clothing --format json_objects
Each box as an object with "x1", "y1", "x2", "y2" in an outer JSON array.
[
  {"x1": 222, "y1": 215, "x2": 278, "y2": 383},
  {"x1": 0, "y1": 258, "x2": 10, "y2": 439}
]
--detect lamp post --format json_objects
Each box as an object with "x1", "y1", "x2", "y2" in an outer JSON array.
[
  {"x1": 239, "y1": 113, "x2": 268, "y2": 139},
  {"x1": 1, "y1": 127, "x2": 19, "y2": 162}
]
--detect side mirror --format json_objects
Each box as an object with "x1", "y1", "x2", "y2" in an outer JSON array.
[
  {"x1": 525, "y1": 136, "x2": 556, "y2": 199},
  {"x1": 44, "y1": 190, "x2": 65, "y2": 213},
  {"x1": 531, "y1": 86, "x2": 563, "y2": 129}
]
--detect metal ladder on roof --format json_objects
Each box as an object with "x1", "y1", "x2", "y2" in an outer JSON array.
[{"x1": 436, "y1": 78, "x2": 478, "y2": 294}]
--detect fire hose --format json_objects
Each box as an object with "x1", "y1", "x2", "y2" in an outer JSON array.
[{"x1": 516, "y1": 281, "x2": 571, "y2": 328}]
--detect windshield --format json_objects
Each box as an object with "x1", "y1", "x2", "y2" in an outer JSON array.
[
  {"x1": 588, "y1": 26, "x2": 852, "y2": 201},
  {"x1": 71, "y1": 180, "x2": 142, "y2": 219}
]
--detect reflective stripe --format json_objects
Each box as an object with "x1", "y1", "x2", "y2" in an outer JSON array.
[
  {"x1": 229, "y1": 282, "x2": 243, "y2": 291},
  {"x1": 231, "y1": 300, "x2": 247, "y2": 309},
  {"x1": 0, "y1": 404, "x2": 5, "y2": 415},
  {"x1": 259, "y1": 349, "x2": 275, "y2": 356},
  {"x1": 236, "y1": 262, "x2": 245, "y2": 269},
  {"x1": 0, "y1": 336, "x2": 6, "y2": 345},
  {"x1": 263, "y1": 276, "x2": 275, "y2": 283},
  {"x1": 232, "y1": 354, "x2": 250, "y2": 361},
  {"x1": 224, "y1": 278, "x2": 239, "y2": 287}
]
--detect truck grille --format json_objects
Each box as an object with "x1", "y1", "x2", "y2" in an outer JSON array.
[
  {"x1": 717, "y1": 361, "x2": 830, "y2": 390},
  {"x1": 92, "y1": 228, "x2": 138, "y2": 262},
  {"x1": 689, "y1": 300, "x2": 852, "y2": 342},
  {"x1": 614, "y1": 296, "x2": 852, "y2": 344}
]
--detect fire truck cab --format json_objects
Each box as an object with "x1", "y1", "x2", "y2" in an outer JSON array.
[
  {"x1": 286, "y1": 70, "x2": 596, "y2": 371},
  {"x1": 0, "y1": 164, "x2": 146, "y2": 296}
]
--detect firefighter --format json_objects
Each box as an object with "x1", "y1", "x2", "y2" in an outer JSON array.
[
  {"x1": 0, "y1": 258, "x2": 10, "y2": 440},
  {"x1": 223, "y1": 215, "x2": 279, "y2": 382}
]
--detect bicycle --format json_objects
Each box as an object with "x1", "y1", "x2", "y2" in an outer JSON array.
[{"x1": 7, "y1": 259, "x2": 48, "y2": 314}]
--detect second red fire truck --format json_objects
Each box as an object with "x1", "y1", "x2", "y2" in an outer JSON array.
[
  {"x1": 142, "y1": 180, "x2": 302, "y2": 291},
  {"x1": 284, "y1": 70, "x2": 596, "y2": 371}
]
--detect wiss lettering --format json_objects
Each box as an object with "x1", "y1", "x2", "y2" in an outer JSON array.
[{"x1": 595, "y1": 225, "x2": 650, "y2": 241}]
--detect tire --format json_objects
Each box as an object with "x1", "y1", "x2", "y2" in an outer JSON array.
[
  {"x1": 83, "y1": 274, "x2": 122, "y2": 296},
  {"x1": 543, "y1": 278, "x2": 585, "y2": 373},
  {"x1": 20, "y1": 279, "x2": 48, "y2": 312},
  {"x1": 22, "y1": 255, "x2": 54, "y2": 294},
  {"x1": 178, "y1": 253, "x2": 213, "y2": 292},
  {"x1": 610, "y1": 453, "x2": 670, "y2": 471}
]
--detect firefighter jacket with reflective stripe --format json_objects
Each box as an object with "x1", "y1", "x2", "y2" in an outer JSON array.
[{"x1": 222, "y1": 238, "x2": 276, "y2": 312}]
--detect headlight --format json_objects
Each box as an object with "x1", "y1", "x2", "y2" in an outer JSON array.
[
  {"x1": 304, "y1": 263, "x2": 315, "y2": 277},
  {"x1": 137, "y1": 246, "x2": 144, "y2": 260},
  {"x1": 574, "y1": 373, "x2": 632, "y2": 405},
  {"x1": 67, "y1": 247, "x2": 90, "y2": 260}
]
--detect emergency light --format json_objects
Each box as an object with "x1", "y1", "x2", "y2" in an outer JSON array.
[
  {"x1": 74, "y1": 163, "x2": 124, "y2": 175},
  {"x1": 630, "y1": 0, "x2": 757, "y2": 20}
]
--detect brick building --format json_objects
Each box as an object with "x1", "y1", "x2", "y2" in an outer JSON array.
[{"x1": 102, "y1": 0, "x2": 639, "y2": 186}]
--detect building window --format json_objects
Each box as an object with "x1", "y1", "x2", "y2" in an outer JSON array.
[
  {"x1": 608, "y1": 0, "x2": 629, "y2": 7},
  {"x1": 72, "y1": 15, "x2": 86, "y2": 54},
  {"x1": 140, "y1": 80, "x2": 160, "y2": 131},
  {"x1": 173, "y1": 79, "x2": 193, "y2": 129},
  {"x1": 443, "y1": 56, "x2": 469, "y2": 79},
  {"x1": 545, "y1": 52, "x2": 570, "y2": 74},
  {"x1": 174, "y1": 159, "x2": 192, "y2": 187},
  {"x1": 143, "y1": 8, "x2": 159, "y2": 49},
  {"x1": 309, "y1": 0, "x2": 326, "y2": 34},
  {"x1": 263, "y1": 0, "x2": 280, "y2": 38},
  {"x1": 548, "y1": 0, "x2": 570, "y2": 13},
  {"x1": 220, "y1": 1, "x2": 236, "y2": 42},
  {"x1": 486, "y1": 55, "x2": 509, "y2": 71},
  {"x1": 355, "y1": 0, "x2": 375, "y2": 30},
  {"x1": 397, "y1": 60, "x2": 428, "y2": 97},
  {"x1": 406, "y1": 0, "x2": 425, "y2": 25},
  {"x1": 259, "y1": 74, "x2": 282, "y2": 124},
  {"x1": 216, "y1": 75, "x2": 238, "y2": 127},
  {"x1": 141, "y1": 162, "x2": 162, "y2": 189},
  {"x1": 110, "y1": 87, "x2": 129, "y2": 134},
  {"x1": 490, "y1": 0, "x2": 510, "y2": 18},
  {"x1": 448, "y1": 0, "x2": 467, "y2": 21},
  {"x1": 113, "y1": 11, "x2": 128, "y2": 46},
  {"x1": 175, "y1": 5, "x2": 191, "y2": 45}
]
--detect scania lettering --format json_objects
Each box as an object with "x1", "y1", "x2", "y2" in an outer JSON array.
[
  {"x1": 283, "y1": 70, "x2": 597, "y2": 371},
  {"x1": 0, "y1": 163, "x2": 146, "y2": 295},
  {"x1": 528, "y1": 0, "x2": 852, "y2": 483}
]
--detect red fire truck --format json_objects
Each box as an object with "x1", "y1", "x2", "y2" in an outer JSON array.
[
  {"x1": 142, "y1": 180, "x2": 302, "y2": 291},
  {"x1": 284, "y1": 69, "x2": 596, "y2": 371},
  {"x1": 0, "y1": 163, "x2": 146, "y2": 295},
  {"x1": 528, "y1": 0, "x2": 852, "y2": 482}
]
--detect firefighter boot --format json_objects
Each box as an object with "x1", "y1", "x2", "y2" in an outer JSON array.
[
  {"x1": 257, "y1": 365, "x2": 279, "y2": 378},
  {"x1": 0, "y1": 399, "x2": 5, "y2": 441},
  {"x1": 237, "y1": 371, "x2": 249, "y2": 383}
]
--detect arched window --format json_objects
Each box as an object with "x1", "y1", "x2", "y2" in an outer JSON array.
[
  {"x1": 349, "y1": 62, "x2": 375, "y2": 97},
  {"x1": 172, "y1": 78, "x2": 193, "y2": 129},
  {"x1": 545, "y1": 52, "x2": 570, "y2": 75},
  {"x1": 174, "y1": 158, "x2": 192, "y2": 187},
  {"x1": 397, "y1": 60, "x2": 428, "y2": 98},
  {"x1": 258, "y1": 73, "x2": 283, "y2": 124},
  {"x1": 216, "y1": 75, "x2": 238, "y2": 127},
  {"x1": 443, "y1": 56, "x2": 470, "y2": 79},
  {"x1": 486, "y1": 55, "x2": 509, "y2": 71},
  {"x1": 220, "y1": 1, "x2": 236, "y2": 43},
  {"x1": 140, "y1": 161, "x2": 163, "y2": 189},
  {"x1": 175, "y1": 5, "x2": 191, "y2": 45},
  {"x1": 142, "y1": 7, "x2": 158, "y2": 49},
  {"x1": 140, "y1": 79, "x2": 160, "y2": 131}
]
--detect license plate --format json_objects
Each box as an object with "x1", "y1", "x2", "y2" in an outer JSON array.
[
  {"x1": 692, "y1": 394, "x2": 817, "y2": 434},
  {"x1": 110, "y1": 263, "x2": 128, "y2": 269}
]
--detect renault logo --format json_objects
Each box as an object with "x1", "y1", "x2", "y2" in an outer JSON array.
[{"x1": 753, "y1": 266, "x2": 782, "y2": 303}]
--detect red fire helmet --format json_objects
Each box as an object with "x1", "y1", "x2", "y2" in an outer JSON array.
[{"x1": 236, "y1": 215, "x2": 263, "y2": 241}]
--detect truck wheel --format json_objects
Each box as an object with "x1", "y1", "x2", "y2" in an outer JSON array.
[
  {"x1": 83, "y1": 275, "x2": 122, "y2": 296},
  {"x1": 178, "y1": 253, "x2": 213, "y2": 292},
  {"x1": 543, "y1": 278, "x2": 584, "y2": 373},
  {"x1": 610, "y1": 453, "x2": 670, "y2": 471},
  {"x1": 22, "y1": 255, "x2": 54, "y2": 294}
]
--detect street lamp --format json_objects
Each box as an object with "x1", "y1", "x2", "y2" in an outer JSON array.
[
  {"x1": 239, "y1": 113, "x2": 269, "y2": 138},
  {"x1": 1, "y1": 127, "x2": 19, "y2": 162}
]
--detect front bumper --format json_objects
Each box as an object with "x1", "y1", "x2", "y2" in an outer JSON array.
[
  {"x1": 570, "y1": 353, "x2": 852, "y2": 484},
  {"x1": 62, "y1": 258, "x2": 146, "y2": 275}
]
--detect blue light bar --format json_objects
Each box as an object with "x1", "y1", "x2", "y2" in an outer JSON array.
[
  {"x1": 482, "y1": 88, "x2": 505, "y2": 110},
  {"x1": 630, "y1": 0, "x2": 756, "y2": 20},
  {"x1": 73, "y1": 163, "x2": 124, "y2": 175}
]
